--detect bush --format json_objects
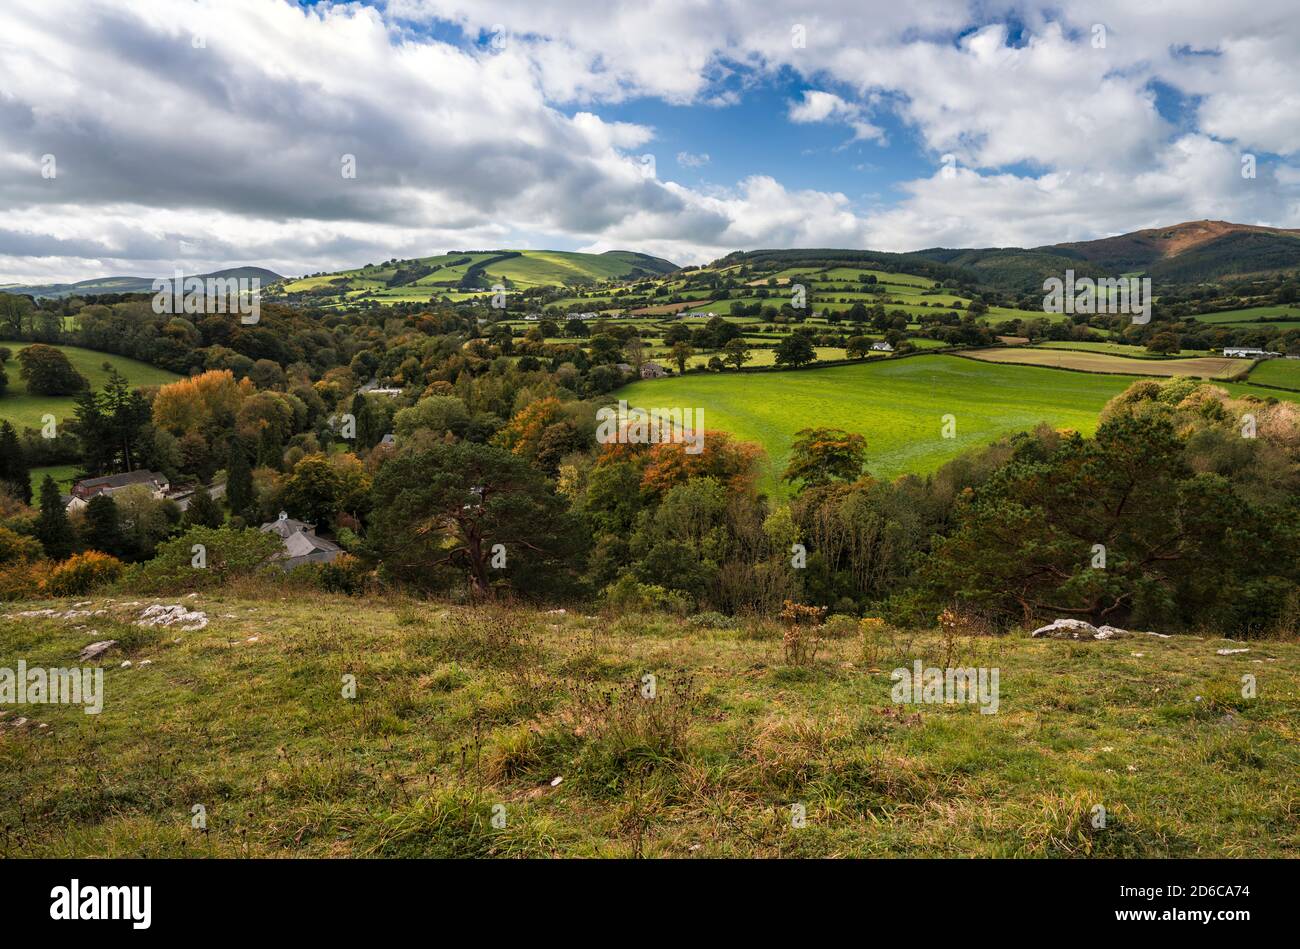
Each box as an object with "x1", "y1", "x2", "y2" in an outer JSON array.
[
  {"x1": 0, "y1": 560, "x2": 50, "y2": 601},
  {"x1": 602, "y1": 574, "x2": 691, "y2": 615},
  {"x1": 0, "y1": 525, "x2": 43, "y2": 566},
  {"x1": 124, "y1": 526, "x2": 283, "y2": 592},
  {"x1": 45, "y1": 551, "x2": 125, "y2": 596},
  {"x1": 319, "y1": 553, "x2": 375, "y2": 596},
  {"x1": 688, "y1": 611, "x2": 738, "y2": 629}
]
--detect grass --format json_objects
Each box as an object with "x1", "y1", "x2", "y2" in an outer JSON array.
[
  {"x1": 962, "y1": 347, "x2": 1252, "y2": 380},
  {"x1": 619, "y1": 354, "x2": 1152, "y2": 492},
  {"x1": 28, "y1": 464, "x2": 78, "y2": 496},
  {"x1": 1247, "y1": 358, "x2": 1300, "y2": 390},
  {"x1": 2, "y1": 591, "x2": 1296, "y2": 858},
  {"x1": 0, "y1": 341, "x2": 180, "y2": 432},
  {"x1": 617, "y1": 353, "x2": 1299, "y2": 494},
  {"x1": 1035, "y1": 341, "x2": 1215, "y2": 359},
  {"x1": 1189, "y1": 305, "x2": 1300, "y2": 324}
]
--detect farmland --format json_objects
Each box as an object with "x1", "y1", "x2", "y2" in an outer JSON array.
[
  {"x1": 959, "y1": 347, "x2": 1252, "y2": 380},
  {"x1": 0, "y1": 340, "x2": 180, "y2": 432},
  {"x1": 1247, "y1": 358, "x2": 1300, "y2": 390},
  {"x1": 616, "y1": 353, "x2": 1299, "y2": 494}
]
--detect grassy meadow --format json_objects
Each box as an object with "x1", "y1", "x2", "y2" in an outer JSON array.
[
  {"x1": 619, "y1": 354, "x2": 1151, "y2": 491},
  {"x1": 0, "y1": 340, "x2": 179, "y2": 432},
  {"x1": 2, "y1": 592, "x2": 1296, "y2": 858}
]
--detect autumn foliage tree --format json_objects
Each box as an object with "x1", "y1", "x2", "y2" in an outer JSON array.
[{"x1": 783, "y1": 428, "x2": 867, "y2": 489}]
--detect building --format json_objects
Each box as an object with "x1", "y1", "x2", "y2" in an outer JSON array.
[
  {"x1": 640, "y1": 361, "x2": 667, "y2": 379},
  {"x1": 1223, "y1": 348, "x2": 1280, "y2": 359},
  {"x1": 871, "y1": 340, "x2": 894, "y2": 352},
  {"x1": 66, "y1": 470, "x2": 169, "y2": 512},
  {"x1": 259, "y1": 512, "x2": 343, "y2": 569}
]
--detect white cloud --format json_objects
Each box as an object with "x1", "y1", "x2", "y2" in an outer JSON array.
[{"x1": 1, "y1": 0, "x2": 1300, "y2": 280}]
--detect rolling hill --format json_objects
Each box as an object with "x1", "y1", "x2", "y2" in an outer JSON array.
[
  {"x1": 3, "y1": 267, "x2": 284, "y2": 300},
  {"x1": 268, "y1": 249, "x2": 678, "y2": 306}
]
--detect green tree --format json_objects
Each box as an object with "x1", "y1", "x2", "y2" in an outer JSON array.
[
  {"x1": 83, "y1": 494, "x2": 124, "y2": 556},
  {"x1": 17, "y1": 344, "x2": 88, "y2": 395},
  {"x1": 182, "y1": 487, "x2": 225, "y2": 529},
  {"x1": 369, "y1": 441, "x2": 581, "y2": 597},
  {"x1": 670, "y1": 341, "x2": 694, "y2": 374},
  {"x1": 774, "y1": 334, "x2": 816, "y2": 369},
  {"x1": 0, "y1": 421, "x2": 31, "y2": 504},
  {"x1": 225, "y1": 438, "x2": 254, "y2": 518},
  {"x1": 722, "y1": 338, "x2": 751, "y2": 370},
  {"x1": 36, "y1": 475, "x2": 75, "y2": 560},
  {"x1": 783, "y1": 428, "x2": 867, "y2": 489}
]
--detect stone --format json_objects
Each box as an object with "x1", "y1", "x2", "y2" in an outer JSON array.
[
  {"x1": 1029, "y1": 618, "x2": 1098, "y2": 639},
  {"x1": 1216, "y1": 648, "x2": 1249, "y2": 655},
  {"x1": 77, "y1": 640, "x2": 118, "y2": 662}
]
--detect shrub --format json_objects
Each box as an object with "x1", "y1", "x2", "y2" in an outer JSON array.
[
  {"x1": 688, "y1": 611, "x2": 738, "y2": 629},
  {"x1": 822, "y1": 614, "x2": 859, "y2": 639},
  {"x1": 45, "y1": 551, "x2": 125, "y2": 596},
  {"x1": 319, "y1": 553, "x2": 375, "y2": 596},
  {"x1": 602, "y1": 574, "x2": 691, "y2": 615},
  {"x1": 124, "y1": 526, "x2": 283, "y2": 592},
  {"x1": 0, "y1": 560, "x2": 50, "y2": 601},
  {"x1": 0, "y1": 525, "x2": 43, "y2": 566}
]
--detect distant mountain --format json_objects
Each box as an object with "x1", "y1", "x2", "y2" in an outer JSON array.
[
  {"x1": 909, "y1": 220, "x2": 1300, "y2": 290},
  {"x1": 4, "y1": 266, "x2": 285, "y2": 300}
]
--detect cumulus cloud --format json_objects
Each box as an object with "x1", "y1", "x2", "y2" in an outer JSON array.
[{"x1": 1, "y1": 0, "x2": 1299, "y2": 280}]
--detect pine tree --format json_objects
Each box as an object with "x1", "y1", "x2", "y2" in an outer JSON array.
[
  {"x1": 225, "y1": 438, "x2": 254, "y2": 518},
  {"x1": 84, "y1": 494, "x2": 123, "y2": 557},
  {"x1": 0, "y1": 421, "x2": 31, "y2": 505},
  {"x1": 182, "y1": 487, "x2": 224, "y2": 529},
  {"x1": 36, "y1": 475, "x2": 74, "y2": 560}
]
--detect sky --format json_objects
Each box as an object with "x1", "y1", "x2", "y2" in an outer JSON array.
[{"x1": 1, "y1": 0, "x2": 1299, "y2": 283}]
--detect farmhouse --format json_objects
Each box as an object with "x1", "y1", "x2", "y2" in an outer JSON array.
[
  {"x1": 640, "y1": 361, "x2": 667, "y2": 379},
  {"x1": 66, "y1": 470, "x2": 169, "y2": 512},
  {"x1": 871, "y1": 340, "x2": 894, "y2": 352},
  {"x1": 259, "y1": 513, "x2": 343, "y2": 569},
  {"x1": 1223, "y1": 347, "x2": 1280, "y2": 359}
]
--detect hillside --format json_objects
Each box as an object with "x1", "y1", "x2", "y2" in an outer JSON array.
[
  {"x1": 3, "y1": 591, "x2": 1296, "y2": 858},
  {"x1": 269, "y1": 249, "x2": 678, "y2": 306},
  {"x1": 0, "y1": 339, "x2": 181, "y2": 431},
  {"x1": 4, "y1": 267, "x2": 284, "y2": 300}
]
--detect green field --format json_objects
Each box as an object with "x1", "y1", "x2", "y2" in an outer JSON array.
[
  {"x1": 0, "y1": 341, "x2": 180, "y2": 433},
  {"x1": 1189, "y1": 305, "x2": 1300, "y2": 324},
  {"x1": 616, "y1": 353, "x2": 1298, "y2": 494},
  {"x1": 1247, "y1": 357, "x2": 1300, "y2": 390}
]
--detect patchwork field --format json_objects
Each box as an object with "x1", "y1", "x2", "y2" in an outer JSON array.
[
  {"x1": 4, "y1": 593, "x2": 1295, "y2": 858},
  {"x1": 617, "y1": 354, "x2": 1297, "y2": 493},
  {"x1": 960, "y1": 347, "x2": 1251, "y2": 380},
  {"x1": 0, "y1": 341, "x2": 180, "y2": 432}
]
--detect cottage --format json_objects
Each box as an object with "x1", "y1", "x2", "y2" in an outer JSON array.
[
  {"x1": 259, "y1": 512, "x2": 343, "y2": 569},
  {"x1": 871, "y1": 340, "x2": 894, "y2": 352},
  {"x1": 1223, "y1": 347, "x2": 1280, "y2": 359},
  {"x1": 66, "y1": 470, "x2": 169, "y2": 512},
  {"x1": 640, "y1": 361, "x2": 667, "y2": 379}
]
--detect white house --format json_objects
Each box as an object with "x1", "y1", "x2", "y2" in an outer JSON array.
[
  {"x1": 1223, "y1": 348, "x2": 1280, "y2": 359},
  {"x1": 871, "y1": 340, "x2": 894, "y2": 352},
  {"x1": 259, "y1": 512, "x2": 343, "y2": 569}
]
